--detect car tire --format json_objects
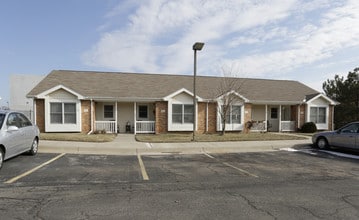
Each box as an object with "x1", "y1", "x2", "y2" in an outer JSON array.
[
  {"x1": 316, "y1": 137, "x2": 328, "y2": 150},
  {"x1": 29, "y1": 138, "x2": 38, "y2": 155},
  {"x1": 0, "y1": 148, "x2": 4, "y2": 170}
]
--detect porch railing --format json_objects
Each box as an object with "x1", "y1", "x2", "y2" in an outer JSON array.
[
  {"x1": 251, "y1": 121, "x2": 267, "y2": 132},
  {"x1": 136, "y1": 121, "x2": 155, "y2": 134},
  {"x1": 281, "y1": 121, "x2": 296, "y2": 132},
  {"x1": 95, "y1": 121, "x2": 116, "y2": 133}
]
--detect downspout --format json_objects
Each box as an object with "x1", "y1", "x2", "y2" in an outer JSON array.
[{"x1": 87, "y1": 99, "x2": 94, "y2": 135}]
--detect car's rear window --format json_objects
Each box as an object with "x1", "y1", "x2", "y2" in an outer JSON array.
[{"x1": 0, "y1": 113, "x2": 5, "y2": 128}]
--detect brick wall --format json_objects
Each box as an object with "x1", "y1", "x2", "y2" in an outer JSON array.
[
  {"x1": 197, "y1": 103, "x2": 206, "y2": 134},
  {"x1": 155, "y1": 101, "x2": 168, "y2": 134},
  {"x1": 299, "y1": 104, "x2": 306, "y2": 129},
  {"x1": 207, "y1": 102, "x2": 217, "y2": 133},
  {"x1": 35, "y1": 99, "x2": 45, "y2": 132},
  {"x1": 291, "y1": 105, "x2": 298, "y2": 131},
  {"x1": 81, "y1": 100, "x2": 91, "y2": 133},
  {"x1": 244, "y1": 103, "x2": 252, "y2": 124},
  {"x1": 328, "y1": 105, "x2": 334, "y2": 131}
]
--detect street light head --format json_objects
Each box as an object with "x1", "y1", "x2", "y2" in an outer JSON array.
[{"x1": 193, "y1": 42, "x2": 205, "y2": 51}]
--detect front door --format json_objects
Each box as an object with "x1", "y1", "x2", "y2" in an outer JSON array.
[{"x1": 268, "y1": 107, "x2": 279, "y2": 132}]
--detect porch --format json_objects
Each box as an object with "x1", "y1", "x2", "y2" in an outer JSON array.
[
  {"x1": 93, "y1": 101, "x2": 156, "y2": 134},
  {"x1": 251, "y1": 104, "x2": 298, "y2": 132}
]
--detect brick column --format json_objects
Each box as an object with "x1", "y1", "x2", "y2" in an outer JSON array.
[
  {"x1": 155, "y1": 101, "x2": 168, "y2": 134},
  {"x1": 35, "y1": 99, "x2": 45, "y2": 133}
]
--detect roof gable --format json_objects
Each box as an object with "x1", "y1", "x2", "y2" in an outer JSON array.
[
  {"x1": 36, "y1": 84, "x2": 84, "y2": 99},
  {"x1": 305, "y1": 93, "x2": 339, "y2": 105}
]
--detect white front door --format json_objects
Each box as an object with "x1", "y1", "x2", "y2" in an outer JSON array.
[{"x1": 268, "y1": 107, "x2": 279, "y2": 132}]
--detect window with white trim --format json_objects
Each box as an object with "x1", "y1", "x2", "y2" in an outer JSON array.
[
  {"x1": 104, "y1": 105, "x2": 114, "y2": 118},
  {"x1": 223, "y1": 105, "x2": 242, "y2": 124},
  {"x1": 50, "y1": 102, "x2": 76, "y2": 124},
  {"x1": 310, "y1": 107, "x2": 326, "y2": 123},
  {"x1": 172, "y1": 104, "x2": 193, "y2": 124}
]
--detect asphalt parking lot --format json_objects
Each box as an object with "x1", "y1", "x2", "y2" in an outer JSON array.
[{"x1": 1, "y1": 146, "x2": 359, "y2": 219}]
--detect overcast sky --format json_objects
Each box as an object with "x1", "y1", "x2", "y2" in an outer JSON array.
[{"x1": 1, "y1": 0, "x2": 358, "y2": 106}]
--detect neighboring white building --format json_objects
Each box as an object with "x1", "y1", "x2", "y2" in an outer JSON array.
[{"x1": 10, "y1": 74, "x2": 45, "y2": 121}]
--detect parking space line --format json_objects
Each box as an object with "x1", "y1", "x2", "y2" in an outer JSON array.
[
  {"x1": 137, "y1": 154, "x2": 149, "y2": 181},
  {"x1": 203, "y1": 151, "x2": 258, "y2": 178},
  {"x1": 4, "y1": 153, "x2": 66, "y2": 184},
  {"x1": 222, "y1": 162, "x2": 258, "y2": 178}
]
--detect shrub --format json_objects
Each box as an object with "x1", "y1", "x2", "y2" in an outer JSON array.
[{"x1": 301, "y1": 122, "x2": 317, "y2": 133}]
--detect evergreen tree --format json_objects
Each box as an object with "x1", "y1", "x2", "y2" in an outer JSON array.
[{"x1": 323, "y1": 67, "x2": 359, "y2": 128}]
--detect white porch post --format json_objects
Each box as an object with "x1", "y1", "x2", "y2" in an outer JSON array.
[
  {"x1": 134, "y1": 102, "x2": 137, "y2": 134},
  {"x1": 265, "y1": 105, "x2": 268, "y2": 131},
  {"x1": 115, "y1": 101, "x2": 118, "y2": 133},
  {"x1": 279, "y1": 105, "x2": 282, "y2": 132}
]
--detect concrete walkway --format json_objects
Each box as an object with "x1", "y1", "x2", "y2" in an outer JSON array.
[{"x1": 39, "y1": 134, "x2": 312, "y2": 156}]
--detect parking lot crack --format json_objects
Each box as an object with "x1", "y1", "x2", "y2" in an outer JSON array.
[
  {"x1": 227, "y1": 191, "x2": 277, "y2": 220},
  {"x1": 342, "y1": 194, "x2": 359, "y2": 210}
]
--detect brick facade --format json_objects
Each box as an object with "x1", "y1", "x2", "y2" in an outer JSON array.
[
  {"x1": 299, "y1": 104, "x2": 306, "y2": 129},
  {"x1": 35, "y1": 99, "x2": 45, "y2": 133},
  {"x1": 196, "y1": 102, "x2": 217, "y2": 134},
  {"x1": 81, "y1": 100, "x2": 91, "y2": 133},
  {"x1": 207, "y1": 102, "x2": 217, "y2": 133},
  {"x1": 328, "y1": 105, "x2": 334, "y2": 131},
  {"x1": 244, "y1": 103, "x2": 252, "y2": 124},
  {"x1": 291, "y1": 105, "x2": 298, "y2": 131},
  {"x1": 155, "y1": 101, "x2": 168, "y2": 134}
]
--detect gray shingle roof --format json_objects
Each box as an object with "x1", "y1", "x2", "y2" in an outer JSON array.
[{"x1": 27, "y1": 70, "x2": 319, "y2": 103}]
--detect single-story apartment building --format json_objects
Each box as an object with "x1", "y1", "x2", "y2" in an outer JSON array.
[{"x1": 27, "y1": 70, "x2": 338, "y2": 134}]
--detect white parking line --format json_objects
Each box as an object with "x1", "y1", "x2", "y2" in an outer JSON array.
[
  {"x1": 5, "y1": 153, "x2": 66, "y2": 184},
  {"x1": 203, "y1": 151, "x2": 258, "y2": 178},
  {"x1": 137, "y1": 154, "x2": 149, "y2": 181}
]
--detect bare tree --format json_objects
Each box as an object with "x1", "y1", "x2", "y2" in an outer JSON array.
[{"x1": 213, "y1": 66, "x2": 245, "y2": 135}]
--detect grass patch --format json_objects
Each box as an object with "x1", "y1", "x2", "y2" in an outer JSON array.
[
  {"x1": 40, "y1": 133, "x2": 117, "y2": 142},
  {"x1": 136, "y1": 132, "x2": 308, "y2": 143}
]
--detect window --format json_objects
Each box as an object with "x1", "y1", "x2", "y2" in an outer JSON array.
[
  {"x1": 271, "y1": 108, "x2": 278, "y2": 119},
  {"x1": 50, "y1": 102, "x2": 76, "y2": 124},
  {"x1": 17, "y1": 113, "x2": 32, "y2": 127},
  {"x1": 7, "y1": 113, "x2": 19, "y2": 127},
  {"x1": 172, "y1": 104, "x2": 193, "y2": 124},
  {"x1": 138, "y1": 105, "x2": 148, "y2": 119},
  {"x1": 104, "y1": 105, "x2": 114, "y2": 118},
  {"x1": 231, "y1": 105, "x2": 241, "y2": 124},
  {"x1": 310, "y1": 107, "x2": 326, "y2": 123},
  {"x1": 0, "y1": 114, "x2": 5, "y2": 128},
  {"x1": 223, "y1": 105, "x2": 242, "y2": 124},
  {"x1": 50, "y1": 103, "x2": 63, "y2": 124},
  {"x1": 64, "y1": 103, "x2": 76, "y2": 124},
  {"x1": 341, "y1": 123, "x2": 359, "y2": 133}
]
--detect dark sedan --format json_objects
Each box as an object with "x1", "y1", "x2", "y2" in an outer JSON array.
[{"x1": 312, "y1": 122, "x2": 359, "y2": 149}]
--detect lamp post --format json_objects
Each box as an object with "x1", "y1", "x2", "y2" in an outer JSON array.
[{"x1": 192, "y1": 42, "x2": 204, "y2": 141}]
